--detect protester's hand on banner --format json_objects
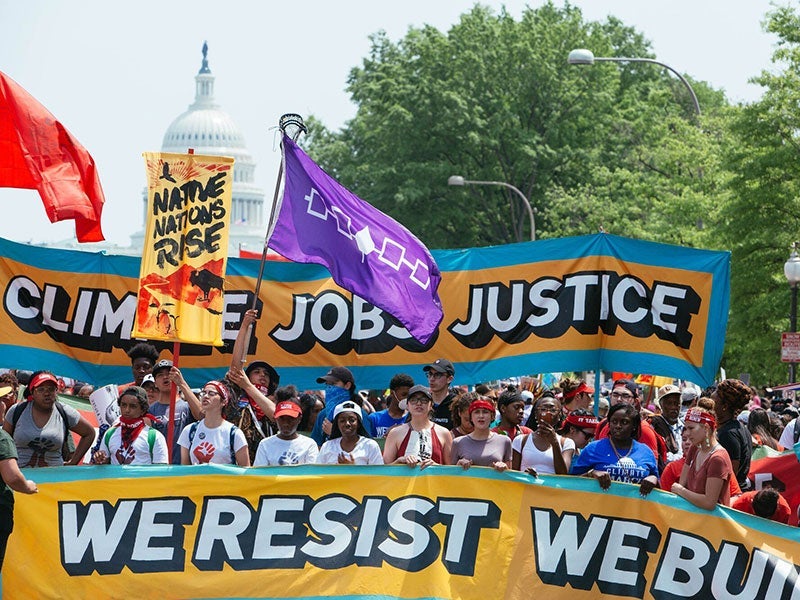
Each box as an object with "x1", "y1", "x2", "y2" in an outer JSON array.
[
  {"x1": 591, "y1": 469, "x2": 612, "y2": 490},
  {"x1": 639, "y1": 475, "x2": 658, "y2": 497}
]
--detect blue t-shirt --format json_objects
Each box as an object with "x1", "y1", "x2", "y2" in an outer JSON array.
[
  {"x1": 570, "y1": 438, "x2": 658, "y2": 484},
  {"x1": 366, "y1": 409, "x2": 406, "y2": 438},
  {"x1": 310, "y1": 386, "x2": 352, "y2": 447}
]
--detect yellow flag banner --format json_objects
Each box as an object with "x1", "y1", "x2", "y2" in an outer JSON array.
[
  {"x1": 133, "y1": 152, "x2": 234, "y2": 345},
  {"x1": 4, "y1": 465, "x2": 799, "y2": 599}
]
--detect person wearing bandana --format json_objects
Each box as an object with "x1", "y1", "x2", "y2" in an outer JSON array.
[
  {"x1": 671, "y1": 406, "x2": 735, "y2": 509},
  {"x1": 227, "y1": 309, "x2": 281, "y2": 462},
  {"x1": 93, "y1": 387, "x2": 168, "y2": 465},
  {"x1": 178, "y1": 381, "x2": 249, "y2": 466},
  {"x1": 310, "y1": 367, "x2": 357, "y2": 447}
]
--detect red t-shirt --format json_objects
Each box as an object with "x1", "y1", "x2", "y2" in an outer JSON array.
[
  {"x1": 661, "y1": 456, "x2": 740, "y2": 497},
  {"x1": 684, "y1": 445, "x2": 734, "y2": 506},
  {"x1": 731, "y1": 490, "x2": 791, "y2": 524}
]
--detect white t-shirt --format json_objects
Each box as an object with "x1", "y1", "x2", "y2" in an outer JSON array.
[
  {"x1": 177, "y1": 420, "x2": 247, "y2": 465},
  {"x1": 512, "y1": 433, "x2": 576, "y2": 474},
  {"x1": 103, "y1": 426, "x2": 168, "y2": 465},
  {"x1": 316, "y1": 436, "x2": 384, "y2": 465},
  {"x1": 779, "y1": 417, "x2": 798, "y2": 449},
  {"x1": 254, "y1": 435, "x2": 319, "y2": 466}
]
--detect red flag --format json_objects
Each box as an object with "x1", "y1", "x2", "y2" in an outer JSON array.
[
  {"x1": 238, "y1": 247, "x2": 289, "y2": 261},
  {"x1": 0, "y1": 71, "x2": 105, "y2": 242}
]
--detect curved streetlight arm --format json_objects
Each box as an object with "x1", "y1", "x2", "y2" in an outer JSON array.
[
  {"x1": 461, "y1": 179, "x2": 536, "y2": 241},
  {"x1": 592, "y1": 56, "x2": 701, "y2": 116}
]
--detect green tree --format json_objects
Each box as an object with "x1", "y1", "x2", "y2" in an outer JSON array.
[
  {"x1": 305, "y1": 2, "x2": 729, "y2": 251},
  {"x1": 718, "y1": 5, "x2": 800, "y2": 386}
]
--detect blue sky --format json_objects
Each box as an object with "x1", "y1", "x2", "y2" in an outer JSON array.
[{"x1": 0, "y1": 0, "x2": 778, "y2": 247}]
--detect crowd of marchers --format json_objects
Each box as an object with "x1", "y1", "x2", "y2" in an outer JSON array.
[{"x1": 0, "y1": 307, "x2": 797, "y2": 570}]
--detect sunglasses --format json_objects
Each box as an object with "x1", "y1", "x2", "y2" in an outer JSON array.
[{"x1": 581, "y1": 430, "x2": 595, "y2": 439}]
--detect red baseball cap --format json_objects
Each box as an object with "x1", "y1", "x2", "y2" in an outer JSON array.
[
  {"x1": 29, "y1": 372, "x2": 58, "y2": 390},
  {"x1": 274, "y1": 401, "x2": 302, "y2": 418}
]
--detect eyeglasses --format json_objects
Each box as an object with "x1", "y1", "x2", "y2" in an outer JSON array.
[
  {"x1": 536, "y1": 406, "x2": 559, "y2": 414},
  {"x1": 198, "y1": 390, "x2": 220, "y2": 399},
  {"x1": 610, "y1": 391, "x2": 634, "y2": 400},
  {"x1": 407, "y1": 397, "x2": 431, "y2": 405},
  {"x1": 426, "y1": 371, "x2": 445, "y2": 380}
]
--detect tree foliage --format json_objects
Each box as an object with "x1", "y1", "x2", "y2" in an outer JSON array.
[
  {"x1": 716, "y1": 5, "x2": 800, "y2": 386},
  {"x1": 305, "y1": 2, "x2": 729, "y2": 251}
]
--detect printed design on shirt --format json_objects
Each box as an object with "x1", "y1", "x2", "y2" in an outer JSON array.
[
  {"x1": 607, "y1": 457, "x2": 648, "y2": 484},
  {"x1": 25, "y1": 437, "x2": 57, "y2": 467},
  {"x1": 279, "y1": 450, "x2": 301, "y2": 465},
  {"x1": 193, "y1": 441, "x2": 216, "y2": 463},
  {"x1": 115, "y1": 445, "x2": 136, "y2": 465}
]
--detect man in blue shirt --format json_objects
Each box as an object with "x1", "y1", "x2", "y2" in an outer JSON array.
[{"x1": 367, "y1": 373, "x2": 413, "y2": 438}]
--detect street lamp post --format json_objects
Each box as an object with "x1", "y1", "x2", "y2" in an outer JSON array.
[
  {"x1": 567, "y1": 48, "x2": 701, "y2": 116},
  {"x1": 785, "y1": 244, "x2": 800, "y2": 383},
  {"x1": 447, "y1": 175, "x2": 536, "y2": 241}
]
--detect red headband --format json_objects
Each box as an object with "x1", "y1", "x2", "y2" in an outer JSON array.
[
  {"x1": 564, "y1": 381, "x2": 594, "y2": 400},
  {"x1": 685, "y1": 409, "x2": 716, "y2": 429},
  {"x1": 205, "y1": 381, "x2": 230, "y2": 405},
  {"x1": 565, "y1": 412, "x2": 599, "y2": 428},
  {"x1": 469, "y1": 399, "x2": 495, "y2": 414}
]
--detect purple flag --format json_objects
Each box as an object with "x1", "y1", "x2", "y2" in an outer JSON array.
[{"x1": 268, "y1": 136, "x2": 443, "y2": 345}]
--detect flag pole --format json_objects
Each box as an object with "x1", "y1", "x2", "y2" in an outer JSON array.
[
  {"x1": 166, "y1": 147, "x2": 193, "y2": 459},
  {"x1": 238, "y1": 114, "x2": 306, "y2": 366}
]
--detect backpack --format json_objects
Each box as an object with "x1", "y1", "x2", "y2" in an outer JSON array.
[
  {"x1": 187, "y1": 422, "x2": 239, "y2": 464},
  {"x1": 10, "y1": 400, "x2": 74, "y2": 461},
  {"x1": 103, "y1": 426, "x2": 157, "y2": 463}
]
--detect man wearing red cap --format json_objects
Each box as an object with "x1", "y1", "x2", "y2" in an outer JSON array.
[
  {"x1": 253, "y1": 400, "x2": 318, "y2": 466},
  {"x1": 595, "y1": 379, "x2": 668, "y2": 472}
]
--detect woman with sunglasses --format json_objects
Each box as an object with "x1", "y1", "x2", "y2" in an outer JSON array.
[
  {"x1": 559, "y1": 410, "x2": 600, "y2": 456},
  {"x1": 178, "y1": 381, "x2": 249, "y2": 466},
  {"x1": 384, "y1": 385, "x2": 452, "y2": 468},
  {"x1": 513, "y1": 392, "x2": 575, "y2": 476}
]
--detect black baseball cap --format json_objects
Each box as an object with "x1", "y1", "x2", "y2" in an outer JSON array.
[
  {"x1": 316, "y1": 366, "x2": 355, "y2": 386},
  {"x1": 423, "y1": 359, "x2": 455, "y2": 376},
  {"x1": 152, "y1": 359, "x2": 173, "y2": 376}
]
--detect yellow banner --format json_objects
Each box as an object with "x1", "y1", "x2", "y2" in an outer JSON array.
[
  {"x1": 134, "y1": 152, "x2": 234, "y2": 345},
  {"x1": 4, "y1": 465, "x2": 799, "y2": 599}
]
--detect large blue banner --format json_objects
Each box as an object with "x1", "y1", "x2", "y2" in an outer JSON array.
[{"x1": 0, "y1": 234, "x2": 729, "y2": 388}]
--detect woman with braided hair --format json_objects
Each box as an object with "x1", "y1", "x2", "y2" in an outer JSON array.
[
  {"x1": 712, "y1": 379, "x2": 753, "y2": 491},
  {"x1": 671, "y1": 405, "x2": 735, "y2": 509}
]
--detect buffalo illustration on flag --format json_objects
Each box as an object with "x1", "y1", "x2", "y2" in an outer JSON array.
[{"x1": 268, "y1": 135, "x2": 443, "y2": 345}]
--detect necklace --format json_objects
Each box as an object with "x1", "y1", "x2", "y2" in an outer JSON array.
[{"x1": 609, "y1": 438, "x2": 633, "y2": 460}]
